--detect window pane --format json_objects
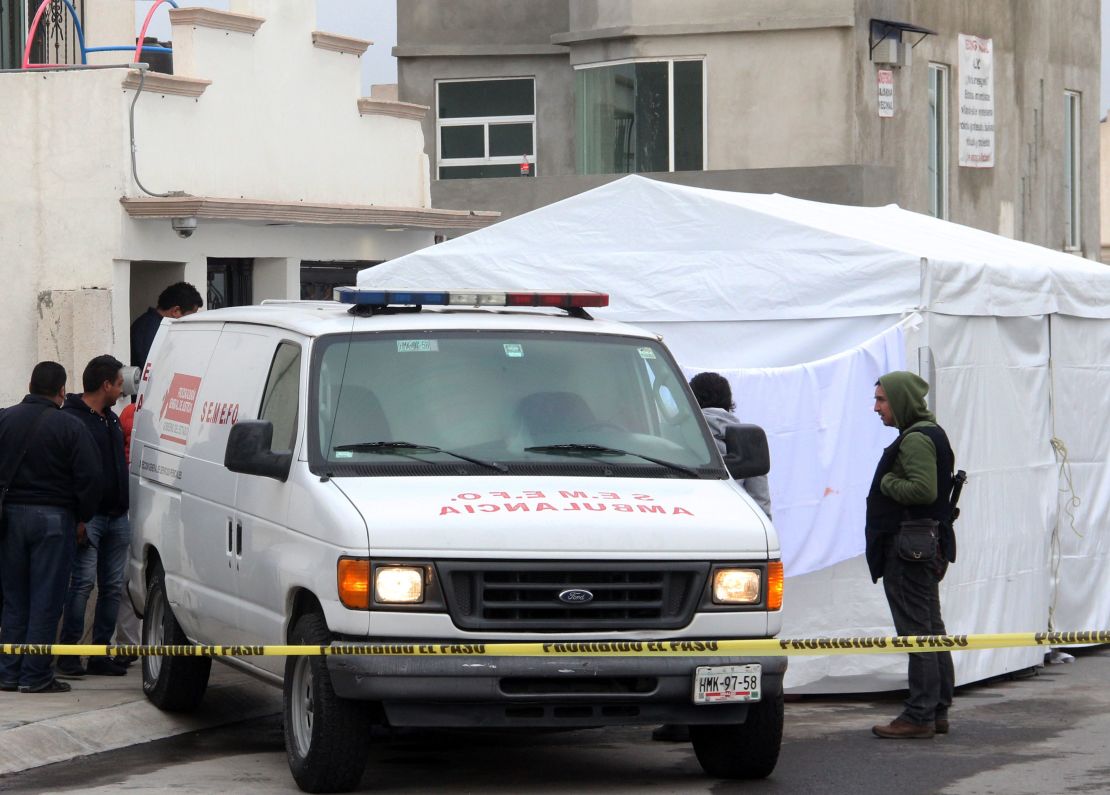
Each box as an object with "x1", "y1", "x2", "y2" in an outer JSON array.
[
  {"x1": 260, "y1": 343, "x2": 301, "y2": 452},
  {"x1": 576, "y1": 61, "x2": 673, "y2": 174},
  {"x1": 577, "y1": 63, "x2": 636, "y2": 174},
  {"x1": 673, "y1": 61, "x2": 703, "y2": 171},
  {"x1": 633, "y1": 62, "x2": 669, "y2": 173},
  {"x1": 439, "y1": 164, "x2": 529, "y2": 179},
  {"x1": 489, "y1": 123, "x2": 534, "y2": 157},
  {"x1": 441, "y1": 125, "x2": 485, "y2": 159},
  {"x1": 439, "y1": 79, "x2": 534, "y2": 119}
]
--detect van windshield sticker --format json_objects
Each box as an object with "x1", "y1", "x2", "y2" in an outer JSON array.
[
  {"x1": 503, "y1": 343, "x2": 524, "y2": 358},
  {"x1": 335, "y1": 450, "x2": 354, "y2": 459},
  {"x1": 638, "y1": 347, "x2": 657, "y2": 359},
  {"x1": 397, "y1": 340, "x2": 438, "y2": 353}
]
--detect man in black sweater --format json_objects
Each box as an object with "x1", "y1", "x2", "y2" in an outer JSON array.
[
  {"x1": 0, "y1": 362, "x2": 100, "y2": 694},
  {"x1": 57, "y1": 356, "x2": 131, "y2": 678},
  {"x1": 130, "y1": 281, "x2": 203, "y2": 368}
]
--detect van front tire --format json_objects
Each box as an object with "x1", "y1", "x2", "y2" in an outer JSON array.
[
  {"x1": 284, "y1": 611, "x2": 372, "y2": 793},
  {"x1": 141, "y1": 563, "x2": 211, "y2": 712},
  {"x1": 690, "y1": 690, "x2": 783, "y2": 779}
]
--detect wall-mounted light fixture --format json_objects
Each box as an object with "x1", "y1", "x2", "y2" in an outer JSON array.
[{"x1": 870, "y1": 18, "x2": 935, "y2": 69}]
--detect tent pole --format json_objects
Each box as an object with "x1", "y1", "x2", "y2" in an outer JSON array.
[{"x1": 917, "y1": 257, "x2": 936, "y2": 411}]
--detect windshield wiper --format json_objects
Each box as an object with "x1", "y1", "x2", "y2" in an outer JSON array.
[
  {"x1": 524, "y1": 443, "x2": 701, "y2": 478},
  {"x1": 334, "y1": 441, "x2": 508, "y2": 473}
]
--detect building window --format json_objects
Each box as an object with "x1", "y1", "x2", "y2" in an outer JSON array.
[
  {"x1": 927, "y1": 64, "x2": 948, "y2": 220},
  {"x1": 1064, "y1": 90, "x2": 1081, "y2": 250},
  {"x1": 436, "y1": 78, "x2": 536, "y2": 179},
  {"x1": 300, "y1": 261, "x2": 381, "y2": 300},
  {"x1": 207, "y1": 258, "x2": 253, "y2": 308},
  {"x1": 575, "y1": 58, "x2": 704, "y2": 175}
]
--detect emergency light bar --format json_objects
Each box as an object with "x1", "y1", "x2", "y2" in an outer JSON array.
[{"x1": 334, "y1": 287, "x2": 609, "y2": 309}]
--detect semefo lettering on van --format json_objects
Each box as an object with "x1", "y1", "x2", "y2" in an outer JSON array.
[
  {"x1": 200, "y1": 401, "x2": 240, "y2": 425},
  {"x1": 158, "y1": 373, "x2": 203, "y2": 445},
  {"x1": 438, "y1": 490, "x2": 694, "y2": 517}
]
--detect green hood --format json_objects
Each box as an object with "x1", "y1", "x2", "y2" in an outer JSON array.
[{"x1": 879, "y1": 371, "x2": 935, "y2": 430}]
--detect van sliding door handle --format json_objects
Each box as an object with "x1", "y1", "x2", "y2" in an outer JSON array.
[
  {"x1": 226, "y1": 519, "x2": 233, "y2": 553},
  {"x1": 235, "y1": 521, "x2": 243, "y2": 556}
]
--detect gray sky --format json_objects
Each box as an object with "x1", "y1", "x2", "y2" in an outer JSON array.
[{"x1": 136, "y1": 0, "x2": 397, "y2": 94}]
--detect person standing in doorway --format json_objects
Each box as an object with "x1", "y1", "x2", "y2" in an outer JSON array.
[
  {"x1": 56, "y1": 356, "x2": 132, "y2": 678},
  {"x1": 0, "y1": 362, "x2": 100, "y2": 694},
  {"x1": 130, "y1": 281, "x2": 203, "y2": 368},
  {"x1": 867, "y1": 371, "x2": 956, "y2": 739}
]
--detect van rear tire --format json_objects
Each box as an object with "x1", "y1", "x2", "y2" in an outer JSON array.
[
  {"x1": 283, "y1": 611, "x2": 372, "y2": 793},
  {"x1": 141, "y1": 563, "x2": 211, "y2": 712},
  {"x1": 690, "y1": 690, "x2": 783, "y2": 779}
]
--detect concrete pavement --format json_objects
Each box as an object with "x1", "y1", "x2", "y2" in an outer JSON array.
[{"x1": 0, "y1": 661, "x2": 281, "y2": 776}]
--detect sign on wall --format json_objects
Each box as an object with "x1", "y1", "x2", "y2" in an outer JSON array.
[
  {"x1": 958, "y1": 34, "x2": 994, "y2": 167},
  {"x1": 877, "y1": 70, "x2": 894, "y2": 118}
]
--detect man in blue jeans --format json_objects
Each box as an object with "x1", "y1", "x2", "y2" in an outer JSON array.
[
  {"x1": 0, "y1": 362, "x2": 100, "y2": 693},
  {"x1": 56, "y1": 355, "x2": 131, "y2": 679}
]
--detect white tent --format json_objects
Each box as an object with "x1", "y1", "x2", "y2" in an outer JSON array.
[{"x1": 358, "y1": 175, "x2": 1110, "y2": 692}]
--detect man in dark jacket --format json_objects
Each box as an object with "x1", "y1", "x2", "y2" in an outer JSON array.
[
  {"x1": 130, "y1": 281, "x2": 203, "y2": 368},
  {"x1": 0, "y1": 362, "x2": 100, "y2": 694},
  {"x1": 867, "y1": 371, "x2": 956, "y2": 739},
  {"x1": 56, "y1": 356, "x2": 132, "y2": 678}
]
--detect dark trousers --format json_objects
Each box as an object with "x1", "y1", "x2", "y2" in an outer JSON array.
[
  {"x1": 0, "y1": 504, "x2": 76, "y2": 689},
  {"x1": 882, "y1": 546, "x2": 954, "y2": 725}
]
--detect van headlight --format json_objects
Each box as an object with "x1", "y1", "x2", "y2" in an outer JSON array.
[
  {"x1": 375, "y1": 566, "x2": 425, "y2": 604},
  {"x1": 712, "y1": 568, "x2": 761, "y2": 604}
]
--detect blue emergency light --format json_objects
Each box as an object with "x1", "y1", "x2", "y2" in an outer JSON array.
[{"x1": 333, "y1": 287, "x2": 609, "y2": 309}]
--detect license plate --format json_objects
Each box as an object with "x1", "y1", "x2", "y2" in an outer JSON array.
[{"x1": 693, "y1": 664, "x2": 762, "y2": 704}]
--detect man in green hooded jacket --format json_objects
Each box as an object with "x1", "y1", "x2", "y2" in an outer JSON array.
[{"x1": 866, "y1": 371, "x2": 956, "y2": 739}]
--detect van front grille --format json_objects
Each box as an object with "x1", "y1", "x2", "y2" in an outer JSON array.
[{"x1": 436, "y1": 561, "x2": 708, "y2": 631}]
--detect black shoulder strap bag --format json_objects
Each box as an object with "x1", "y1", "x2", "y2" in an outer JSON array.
[{"x1": 0, "y1": 406, "x2": 54, "y2": 520}]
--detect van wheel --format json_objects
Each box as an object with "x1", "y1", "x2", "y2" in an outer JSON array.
[
  {"x1": 690, "y1": 690, "x2": 783, "y2": 779},
  {"x1": 142, "y1": 563, "x2": 211, "y2": 712},
  {"x1": 284, "y1": 611, "x2": 372, "y2": 793}
]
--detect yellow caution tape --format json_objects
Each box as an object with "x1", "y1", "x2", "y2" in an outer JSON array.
[{"x1": 2, "y1": 631, "x2": 1108, "y2": 658}]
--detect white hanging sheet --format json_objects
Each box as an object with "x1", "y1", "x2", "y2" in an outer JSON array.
[{"x1": 681, "y1": 319, "x2": 907, "y2": 578}]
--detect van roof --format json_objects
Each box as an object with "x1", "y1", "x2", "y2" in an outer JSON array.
[{"x1": 175, "y1": 301, "x2": 660, "y2": 340}]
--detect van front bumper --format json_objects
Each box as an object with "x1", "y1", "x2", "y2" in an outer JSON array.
[{"x1": 328, "y1": 649, "x2": 787, "y2": 728}]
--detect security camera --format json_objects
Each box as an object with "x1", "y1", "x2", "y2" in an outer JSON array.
[{"x1": 172, "y1": 216, "x2": 197, "y2": 238}]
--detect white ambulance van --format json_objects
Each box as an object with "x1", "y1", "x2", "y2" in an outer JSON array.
[{"x1": 128, "y1": 288, "x2": 785, "y2": 793}]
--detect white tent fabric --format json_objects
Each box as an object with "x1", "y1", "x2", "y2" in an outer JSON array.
[
  {"x1": 681, "y1": 320, "x2": 908, "y2": 578},
  {"x1": 359, "y1": 175, "x2": 1110, "y2": 692}
]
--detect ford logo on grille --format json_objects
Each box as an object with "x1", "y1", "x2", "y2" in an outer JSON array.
[{"x1": 558, "y1": 588, "x2": 594, "y2": 604}]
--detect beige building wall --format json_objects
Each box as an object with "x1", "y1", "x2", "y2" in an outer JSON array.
[{"x1": 398, "y1": 0, "x2": 1101, "y2": 257}]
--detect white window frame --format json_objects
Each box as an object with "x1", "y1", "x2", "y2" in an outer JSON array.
[
  {"x1": 435, "y1": 77, "x2": 537, "y2": 179},
  {"x1": 927, "y1": 63, "x2": 949, "y2": 220},
  {"x1": 1064, "y1": 90, "x2": 1082, "y2": 251},
  {"x1": 574, "y1": 56, "x2": 707, "y2": 172}
]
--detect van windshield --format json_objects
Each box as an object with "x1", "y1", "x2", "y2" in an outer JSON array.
[{"x1": 310, "y1": 330, "x2": 720, "y2": 477}]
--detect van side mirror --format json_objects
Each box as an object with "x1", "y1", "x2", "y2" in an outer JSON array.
[
  {"x1": 225, "y1": 421, "x2": 292, "y2": 482},
  {"x1": 722, "y1": 423, "x2": 770, "y2": 480}
]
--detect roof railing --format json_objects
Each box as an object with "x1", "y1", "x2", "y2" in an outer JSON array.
[{"x1": 22, "y1": 0, "x2": 179, "y2": 70}]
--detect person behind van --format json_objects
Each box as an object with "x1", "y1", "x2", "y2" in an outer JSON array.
[
  {"x1": 56, "y1": 356, "x2": 131, "y2": 679},
  {"x1": 689, "y1": 372, "x2": 772, "y2": 518},
  {"x1": 0, "y1": 362, "x2": 101, "y2": 694},
  {"x1": 130, "y1": 281, "x2": 203, "y2": 368}
]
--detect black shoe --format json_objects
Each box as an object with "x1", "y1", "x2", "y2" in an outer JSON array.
[
  {"x1": 0, "y1": 681, "x2": 17, "y2": 692},
  {"x1": 651, "y1": 724, "x2": 691, "y2": 742},
  {"x1": 111, "y1": 655, "x2": 138, "y2": 667},
  {"x1": 86, "y1": 656, "x2": 128, "y2": 677},
  {"x1": 19, "y1": 678, "x2": 71, "y2": 693},
  {"x1": 55, "y1": 658, "x2": 87, "y2": 679}
]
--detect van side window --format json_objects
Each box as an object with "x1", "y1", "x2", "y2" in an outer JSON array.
[{"x1": 260, "y1": 342, "x2": 301, "y2": 452}]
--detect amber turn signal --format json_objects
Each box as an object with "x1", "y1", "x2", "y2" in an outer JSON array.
[
  {"x1": 767, "y1": 560, "x2": 784, "y2": 611},
  {"x1": 337, "y1": 558, "x2": 371, "y2": 610}
]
